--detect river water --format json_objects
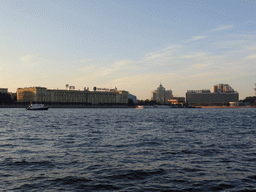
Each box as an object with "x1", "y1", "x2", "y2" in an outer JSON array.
[{"x1": 0, "y1": 108, "x2": 255, "y2": 191}]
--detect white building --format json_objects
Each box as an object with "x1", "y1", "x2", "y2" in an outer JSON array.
[{"x1": 152, "y1": 84, "x2": 173, "y2": 104}]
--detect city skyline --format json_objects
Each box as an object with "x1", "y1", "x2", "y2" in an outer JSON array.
[{"x1": 0, "y1": 0, "x2": 255, "y2": 100}]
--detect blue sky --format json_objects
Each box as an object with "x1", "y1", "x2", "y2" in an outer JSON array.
[{"x1": 0, "y1": 0, "x2": 255, "y2": 100}]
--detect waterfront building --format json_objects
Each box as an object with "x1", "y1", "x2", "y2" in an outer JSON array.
[
  {"x1": 0, "y1": 88, "x2": 8, "y2": 94},
  {"x1": 152, "y1": 84, "x2": 173, "y2": 104},
  {"x1": 168, "y1": 97, "x2": 185, "y2": 105},
  {"x1": 229, "y1": 102, "x2": 243, "y2": 107},
  {"x1": 17, "y1": 87, "x2": 129, "y2": 104},
  {"x1": 186, "y1": 84, "x2": 238, "y2": 105}
]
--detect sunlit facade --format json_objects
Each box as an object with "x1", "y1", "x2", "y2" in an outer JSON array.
[{"x1": 17, "y1": 87, "x2": 129, "y2": 104}]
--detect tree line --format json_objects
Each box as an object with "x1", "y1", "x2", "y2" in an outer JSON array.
[
  {"x1": 242, "y1": 96, "x2": 256, "y2": 106},
  {"x1": 0, "y1": 93, "x2": 16, "y2": 105}
]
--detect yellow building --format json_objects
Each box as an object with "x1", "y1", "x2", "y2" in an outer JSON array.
[
  {"x1": 17, "y1": 87, "x2": 128, "y2": 104},
  {"x1": 168, "y1": 97, "x2": 185, "y2": 104},
  {"x1": 17, "y1": 87, "x2": 39, "y2": 102}
]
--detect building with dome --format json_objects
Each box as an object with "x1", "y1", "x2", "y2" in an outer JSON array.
[{"x1": 151, "y1": 84, "x2": 173, "y2": 104}]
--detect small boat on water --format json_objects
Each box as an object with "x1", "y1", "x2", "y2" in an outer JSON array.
[
  {"x1": 26, "y1": 104, "x2": 48, "y2": 110},
  {"x1": 135, "y1": 105, "x2": 144, "y2": 109}
]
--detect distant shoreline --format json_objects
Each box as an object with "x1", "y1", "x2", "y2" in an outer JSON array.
[
  {"x1": 199, "y1": 106, "x2": 254, "y2": 108},
  {"x1": 0, "y1": 104, "x2": 135, "y2": 109},
  {"x1": 0, "y1": 105, "x2": 254, "y2": 109}
]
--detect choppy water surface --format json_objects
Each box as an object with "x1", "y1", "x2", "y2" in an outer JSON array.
[{"x1": 0, "y1": 108, "x2": 256, "y2": 191}]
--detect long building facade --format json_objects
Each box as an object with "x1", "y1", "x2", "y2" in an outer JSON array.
[
  {"x1": 186, "y1": 84, "x2": 238, "y2": 105},
  {"x1": 17, "y1": 87, "x2": 129, "y2": 104}
]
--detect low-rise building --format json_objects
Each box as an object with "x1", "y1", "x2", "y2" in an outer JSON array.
[
  {"x1": 168, "y1": 97, "x2": 185, "y2": 104},
  {"x1": 229, "y1": 102, "x2": 243, "y2": 107}
]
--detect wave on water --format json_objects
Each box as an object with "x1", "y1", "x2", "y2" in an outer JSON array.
[{"x1": 0, "y1": 108, "x2": 256, "y2": 191}]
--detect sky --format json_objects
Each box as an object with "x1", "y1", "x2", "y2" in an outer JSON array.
[{"x1": 0, "y1": 0, "x2": 255, "y2": 100}]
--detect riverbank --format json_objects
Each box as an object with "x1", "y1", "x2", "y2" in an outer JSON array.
[
  {"x1": 200, "y1": 106, "x2": 254, "y2": 108},
  {"x1": 0, "y1": 105, "x2": 254, "y2": 109},
  {"x1": 0, "y1": 104, "x2": 135, "y2": 108}
]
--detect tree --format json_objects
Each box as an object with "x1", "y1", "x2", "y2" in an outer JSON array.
[
  {"x1": 243, "y1": 96, "x2": 256, "y2": 106},
  {"x1": 144, "y1": 99, "x2": 150, "y2": 104},
  {"x1": 0, "y1": 93, "x2": 13, "y2": 105},
  {"x1": 149, "y1": 100, "x2": 157, "y2": 105},
  {"x1": 128, "y1": 99, "x2": 135, "y2": 106}
]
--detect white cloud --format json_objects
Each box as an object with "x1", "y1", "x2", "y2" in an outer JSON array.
[
  {"x1": 219, "y1": 25, "x2": 233, "y2": 30},
  {"x1": 80, "y1": 59, "x2": 93, "y2": 63},
  {"x1": 224, "y1": 73, "x2": 249, "y2": 80},
  {"x1": 132, "y1": 45, "x2": 182, "y2": 69},
  {"x1": 114, "y1": 60, "x2": 133, "y2": 68},
  {"x1": 188, "y1": 36, "x2": 207, "y2": 42},
  {"x1": 181, "y1": 52, "x2": 208, "y2": 59},
  {"x1": 0, "y1": 63, "x2": 3, "y2": 71},
  {"x1": 72, "y1": 28, "x2": 255, "y2": 100},
  {"x1": 212, "y1": 40, "x2": 248, "y2": 48},
  {"x1": 233, "y1": 43, "x2": 256, "y2": 54},
  {"x1": 84, "y1": 67, "x2": 117, "y2": 79},
  {"x1": 81, "y1": 65, "x2": 95, "y2": 71},
  {"x1": 143, "y1": 45, "x2": 181, "y2": 60},
  {"x1": 213, "y1": 25, "x2": 234, "y2": 31},
  {"x1": 104, "y1": 73, "x2": 159, "y2": 95},
  {"x1": 246, "y1": 45, "x2": 256, "y2": 51},
  {"x1": 144, "y1": 51, "x2": 172, "y2": 60},
  {"x1": 100, "y1": 68, "x2": 116, "y2": 76},
  {"x1": 20, "y1": 55, "x2": 35, "y2": 63},
  {"x1": 245, "y1": 54, "x2": 256, "y2": 60},
  {"x1": 191, "y1": 63, "x2": 210, "y2": 70},
  {"x1": 20, "y1": 54, "x2": 40, "y2": 68}
]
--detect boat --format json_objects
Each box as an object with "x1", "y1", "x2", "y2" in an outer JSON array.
[
  {"x1": 135, "y1": 105, "x2": 144, "y2": 109},
  {"x1": 26, "y1": 104, "x2": 48, "y2": 110}
]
